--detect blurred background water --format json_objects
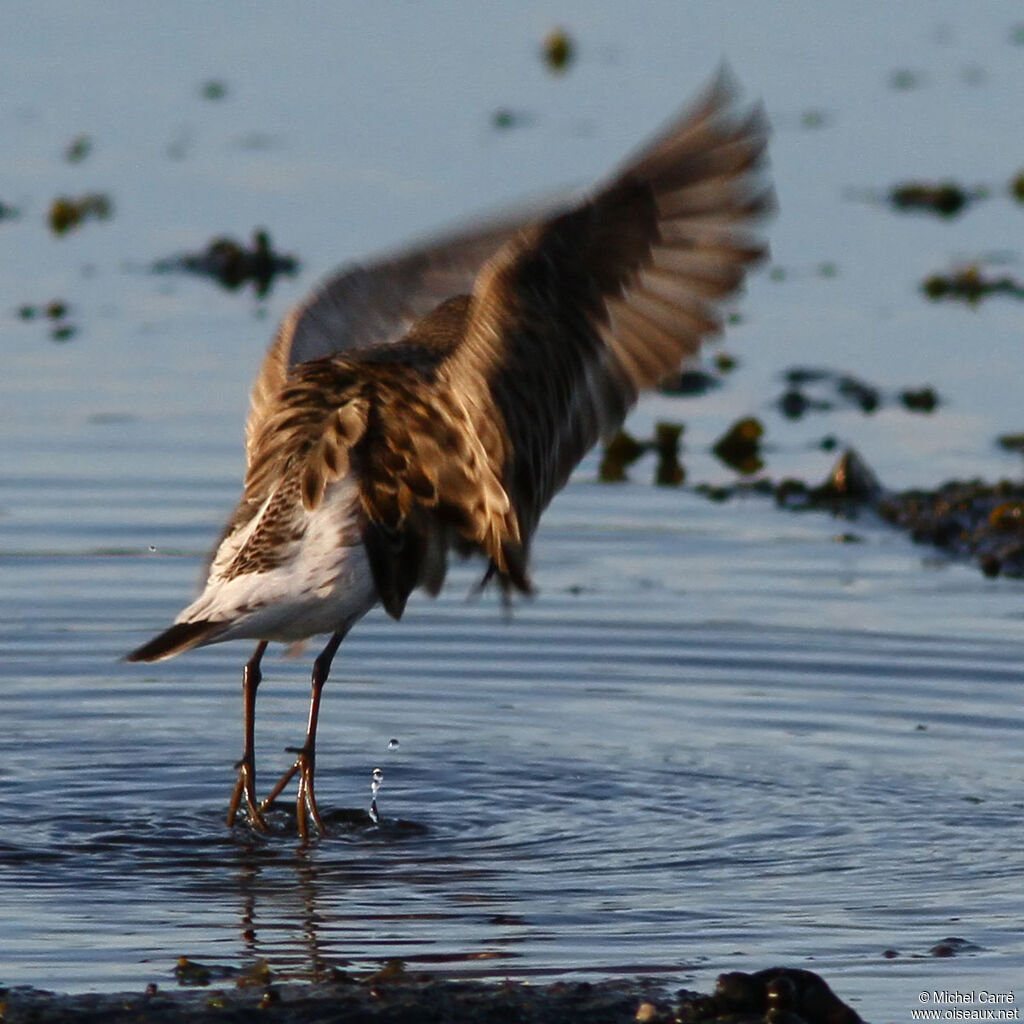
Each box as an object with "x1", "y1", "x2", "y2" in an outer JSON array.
[{"x1": 2, "y1": 3, "x2": 1024, "y2": 1019}]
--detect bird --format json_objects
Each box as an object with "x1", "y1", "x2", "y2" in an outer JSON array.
[{"x1": 126, "y1": 68, "x2": 772, "y2": 839}]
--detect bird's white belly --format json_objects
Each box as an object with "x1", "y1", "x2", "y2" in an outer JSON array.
[
  {"x1": 178, "y1": 479, "x2": 380, "y2": 645},
  {"x1": 217, "y1": 542, "x2": 378, "y2": 643}
]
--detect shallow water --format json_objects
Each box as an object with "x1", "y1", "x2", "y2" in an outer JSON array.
[{"x1": 3, "y1": 4, "x2": 1024, "y2": 1020}]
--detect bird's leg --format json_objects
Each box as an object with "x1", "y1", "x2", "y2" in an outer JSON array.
[
  {"x1": 227, "y1": 641, "x2": 269, "y2": 831},
  {"x1": 259, "y1": 631, "x2": 344, "y2": 840}
]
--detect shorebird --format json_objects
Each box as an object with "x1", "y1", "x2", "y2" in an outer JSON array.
[{"x1": 127, "y1": 69, "x2": 772, "y2": 839}]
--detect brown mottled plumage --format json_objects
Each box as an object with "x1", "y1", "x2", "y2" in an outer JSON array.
[{"x1": 126, "y1": 68, "x2": 772, "y2": 838}]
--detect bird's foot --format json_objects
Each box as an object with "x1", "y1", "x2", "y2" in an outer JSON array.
[
  {"x1": 227, "y1": 756, "x2": 268, "y2": 832},
  {"x1": 259, "y1": 745, "x2": 326, "y2": 840}
]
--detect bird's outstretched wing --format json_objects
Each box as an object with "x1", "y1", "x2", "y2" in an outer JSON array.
[
  {"x1": 444, "y1": 66, "x2": 772, "y2": 547},
  {"x1": 353, "y1": 68, "x2": 772, "y2": 615}
]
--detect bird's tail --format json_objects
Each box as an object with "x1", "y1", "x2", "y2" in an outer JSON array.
[{"x1": 125, "y1": 620, "x2": 228, "y2": 663}]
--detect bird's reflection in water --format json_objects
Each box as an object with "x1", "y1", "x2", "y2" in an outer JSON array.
[{"x1": 228, "y1": 809, "x2": 436, "y2": 982}]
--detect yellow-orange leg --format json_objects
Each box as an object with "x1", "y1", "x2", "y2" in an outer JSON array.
[
  {"x1": 259, "y1": 630, "x2": 344, "y2": 840},
  {"x1": 227, "y1": 641, "x2": 269, "y2": 831}
]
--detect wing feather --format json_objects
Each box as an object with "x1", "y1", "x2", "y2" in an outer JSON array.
[{"x1": 443, "y1": 66, "x2": 771, "y2": 548}]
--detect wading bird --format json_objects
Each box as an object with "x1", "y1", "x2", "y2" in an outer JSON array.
[{"x1": 127, "y1": 69, "x2": 772, "y2": 839}]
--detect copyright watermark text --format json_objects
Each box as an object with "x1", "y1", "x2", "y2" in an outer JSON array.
[{"x1": 912, "y1": 991, "x2": 1018, "y2": 1020}]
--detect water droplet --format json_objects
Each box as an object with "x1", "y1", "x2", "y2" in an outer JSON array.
[
  {"x1": 387, "y1": 738, "x2": 399, "y2": 750},
  {"x1": 368, "y1": 766, "x2": 383, "y2": 824}
]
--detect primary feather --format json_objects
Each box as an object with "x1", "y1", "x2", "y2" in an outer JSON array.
[{"x1": 127, "y1": 68, "x2": 771, "y2": 664}]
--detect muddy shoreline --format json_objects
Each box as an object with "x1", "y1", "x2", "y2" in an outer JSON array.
[{"x1": 0, "y1": 966, "x2": 861, "y2": 1024}]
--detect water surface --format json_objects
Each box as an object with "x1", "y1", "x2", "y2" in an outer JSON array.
[{"x1": 2, "y1": 5, "x2": 1024, "y2": 1020}]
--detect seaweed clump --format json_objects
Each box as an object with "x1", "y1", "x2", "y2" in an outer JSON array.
[
  {"x1": 889, "y1": 181, "x2": 978, "y2": 217},
  {"x1": 778, "y1": 367, "x2": 940, "y2": 421},
  {"x1": 48, "y1": 192, "x2": 112, "y2": 235},
  {"x1": 1011, "y1": 169, "x2": 1024, "y2": 203},
  {"x1": 541, "y1": 27, "x2": 575, "y2": 74},
  {"x1": 922, "y1": 264, "x2": 1024, "y2": 304},
  {"x1": 997, "y1": 432, "x2": 1024, "y2": 455},
  {"x1": 678, "y1": 966, "x2": 862, "y2": 1024},
  {"x1": 774, "y1": 449, "x2": 882, "y2": 514},
  {"x1": 64, "y1": 135, "x2": 92, "y2": 163},
  {"x1": 16, "y1": 299, "x2": 76, "y2": 342},
  {"x1": 153, "y1": 229, "x2": 298, "y2": 297},
  {"x1": 600, "y1": 422, "x2": 685, "y2": 486},
  {"x1": 878, "y1": 478, "x2": 1024, "y2": 578},
  {"x1": 712, "y1": 417, "x2": 764, "y2": 474}
]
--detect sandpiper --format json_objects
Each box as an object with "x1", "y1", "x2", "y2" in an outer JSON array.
[{"x1": 127, "y1": 69, "x2": 772, "y2": 839}]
